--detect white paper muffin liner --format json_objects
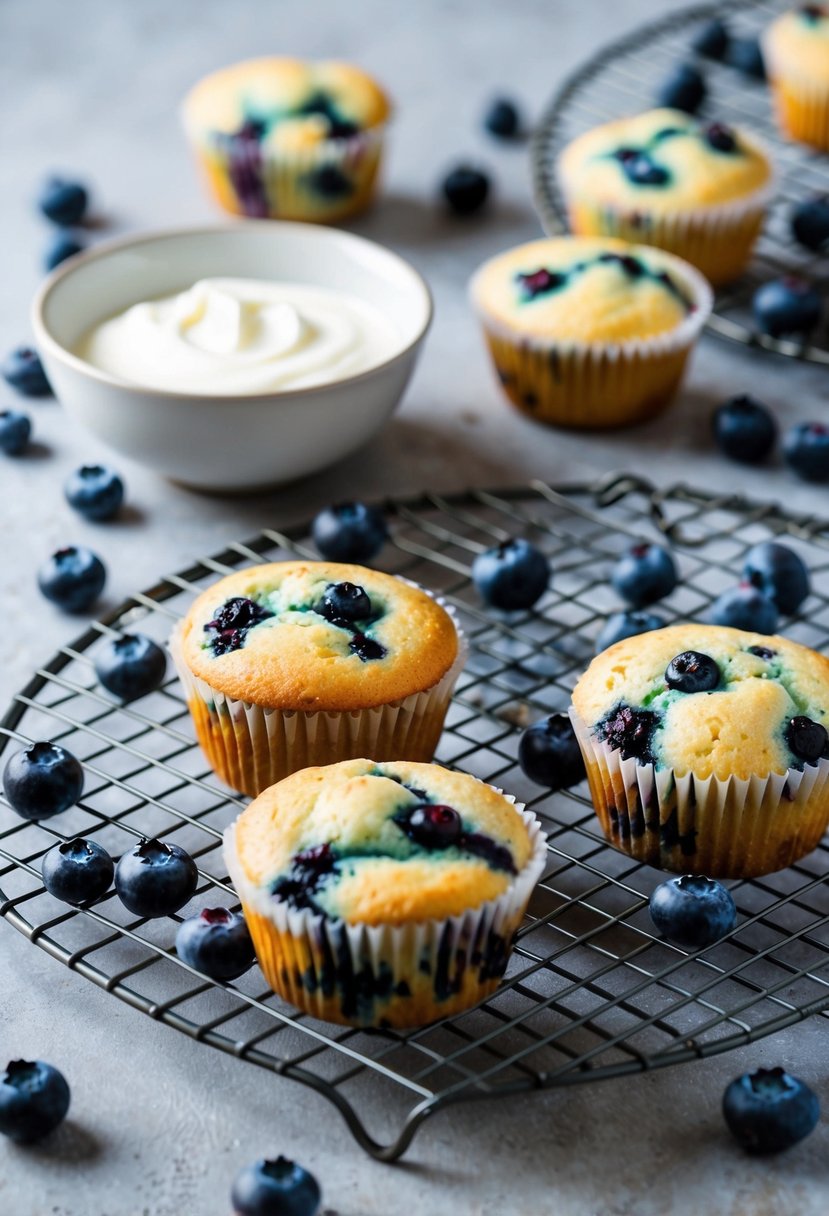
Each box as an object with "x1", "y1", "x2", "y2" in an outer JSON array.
[
  {"x1": 223, "y1": 789, "x2": 548, "y2": 1028},
  {"x1": 170, "y1": 583, "x2": 468, "y2": 798},
  {"x1": 569, "y1": 708, "x2": 829, "y2": 878}
]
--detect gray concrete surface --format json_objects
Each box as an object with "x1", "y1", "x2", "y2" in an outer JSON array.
[{"x1": 2, "y1": 0, "x2": 828, "y2": 1211}]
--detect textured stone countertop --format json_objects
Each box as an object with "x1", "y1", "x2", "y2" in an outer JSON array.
[{"x1": 2, "y1": 0, "x2": 828, "y2": 1212}]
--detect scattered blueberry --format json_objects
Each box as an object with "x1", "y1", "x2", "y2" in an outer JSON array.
[
  {"x1": 692, "y1": 18, "x2": 729, "y2": 60},
  {"x1": 315, "y1": 581, "x2": 371, "y2": 623},
  {"x1": 94, "y1": 634, "x2": 167, "y2": 701},
  {"x1": 753, "y1": 278, "x2": 822, "y2": 339},
  {"x1": 708, "y1": 583, "x2": 778, "y2": 633},
  {"x1": 723, "y1": 1068, "x2": 819, "y2": 1154},
  {"x1": 395, "y1": 803, "x2": 462, "y2": 849},
  {"x1": 41, "y1": 838, "x2": 114, "y2": 906},
  {"x1": 612, "y1": 543, "x2": 678, "y2": 608},
  {"x1": 786, "y1": 715, "x2": 828, "y2": 764},
  {"x1": 43, "y1": 231, "x2": 84, "y2": 272},
  {"x1": 655, "y1": 63, "x2": 706, "y2": 113},
  {"x1": 665, "y1": 650, "x2": 720, "y2": 694},
  {"x1": 595, "y1": 610, "x2": 666, "y2": 653},
  {"x1": 518, "y1": 713, "x2": 586, "y2": 789},
  {"x1": 472, "y1": 538, "x2": 549, "y2": 611},
  {"x1": 114, "y1": 839, "x2": 198, "y2": 918},
  {"x1": 3, "y1": 742, "x2": 84, "y2": 821},
  {"x1": 783, "y1": 423, "x2": 829, "y2": 484},
  {"x1": 484, "y1": 97, "x2": 521, "y2": 139},
  {"x1": 791, "y1": 195, "x2": 829, "y2": 251},
  {"x1": 37, "y1": 177, "x2": 88, "y2": 227},
  {"x1": 175, "y1": 907, "x2": 255, "y2": 982},
  {"x1": 37, "y1": 545, "x2": 106, "y2": 613},
  {"x1": 743, "y1": 542, "x2": 810, "y2": 615},
  {"x1": 64, "y1": 464, "x2": 124, "y2": 521},
  {"x1": 0, "y1": 409, "x2": 31, "y2": 455},
  {"x1": 0, "y1": 1060, "x2": 71, "y2": 1144},
  {"x1": 232, "y1": 1156, "x2": 321, "y2": 1216},
  {"x1": 649, "y1": 874, "x2": 736, "y2": 948},
  {"x1": 311, "y1": 501, "x2": 387, "y2": 563},
  {"x1": 442, "y1": 165, "x2": 490, "y2": 216},
  {"x1": 726, "y1": 37, "x2": 766, "y2": 79},
  {"x1": 711, "y1": 394, "x2": 777, "y2": 465},
  {"x1": 1, "y1": 346, "x2": 51, "y2": 397}
]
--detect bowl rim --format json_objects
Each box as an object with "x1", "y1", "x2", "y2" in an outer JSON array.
[{"x1": 31, "y1": 220, "x2": 433, "y2": 404}]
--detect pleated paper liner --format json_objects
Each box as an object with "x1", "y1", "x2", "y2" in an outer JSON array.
[
  {"x1": 570, "y1": 709, "x2": 829, "y2": 879},
  {"x1": 766, "y1": 70, "x2": 829, "y2": 153},
  {"x1": 224, "y1": 796, "x2": 548, "y2": 1029}
]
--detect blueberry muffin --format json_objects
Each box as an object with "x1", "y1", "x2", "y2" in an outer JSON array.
[
  {"x1": 171, "y1": 562, "x2": 465, "y2": 796},
  {"x1": 182, "y1": 57, "x2": 390, "y2": 222},
  {"x1": 223, "y1": 759, "x2": 547, "y2": 1027},
  {"x1": 571, "y1": 624, "x2": 829, "y2": 877},
  {"x1": 764, "y1": 7, "x2": 829, "y2": 151},
  {"x1": 557, "y1": 108, "x2": 773, "y2": 285},
  {"x1": 469, "y1": 235, "x2": 711, "y2": 429}
]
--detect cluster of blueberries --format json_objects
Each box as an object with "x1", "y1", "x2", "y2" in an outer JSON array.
[
  {"x1": 655, "y1": 17, "x2": 765, "y2": 121},
  {"x1": 713, "y1": 392, "x2": 829, "y2": 484},
  {"x1": 38, "y1": 175, "x2": 91, "y2": 273}
]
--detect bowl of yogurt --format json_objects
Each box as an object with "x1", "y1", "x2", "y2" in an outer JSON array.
[{"x1": 32, "y1": 222, "x2": 432, "y2": 491}]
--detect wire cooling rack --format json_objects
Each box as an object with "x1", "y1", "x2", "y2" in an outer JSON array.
[
  {"x1": 531, "y1": 0, "x2": 829, "y2": 365},
  {"x1": 3, "y1": 476, "x2": 829, "y2": 1162}
]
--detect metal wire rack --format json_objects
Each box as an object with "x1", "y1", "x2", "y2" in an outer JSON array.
[
  {"x1": 531, "y1": 0, "x2": 829, "y2": 365},
  {"x1": 4, "y1": 476, "x2": 829, "y2": 1162}
]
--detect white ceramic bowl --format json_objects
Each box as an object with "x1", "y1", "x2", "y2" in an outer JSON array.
[{"x1": 32, "y1": 222, "x2": 432, "y2": 491}]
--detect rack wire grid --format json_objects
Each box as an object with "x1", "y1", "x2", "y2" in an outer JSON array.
[
  {"x1": 531, "y1": 0, "x2": 829, "y2": 365},
  {"x1": 4, "y1": 475, "x2": 829, "y2": 1162}
]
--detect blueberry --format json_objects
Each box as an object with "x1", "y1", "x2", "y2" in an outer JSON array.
[
  {"x1": 232, "y1": 1156, "x2": 321, "y2": 1216},
  {"x1": 37, "y1": 177, "x2": 88, "y2": 226},
  {"x1": 0, "y1": 409, "x2": 31, "y2": 455},
  {"x1": 665, "y1": 650, "x2": 720, "y2": 693},
  {"x1": 743, "y1": 542, "x2": 810, "y2": 615},
  {"x1": 786, "y1": 715, "x2": 828, "y2": 764},
  {"x1": 655, "y1": 63, "x2": 706, "y2": 113},
  {"x1": 307, "y1": 165, "x2": 352, "y2": 198},
  {"x1": 44, "y1": 231, "x2": 85, "y2": 272},
  {"x1": 3, "y1": 742, "x2": 84, "y2": 821},
  {"x1": 791, "y1": 195, "x2": 829, "y2": 251},
  {"x1": 37, "y1": 545, "x2": 106, "y2": 613},
  {"x1": 94, "y1": 633, "x2": 167, "y2": 701},
  {"x1": 348, "y1": 632, "x2": 387, "y2": 661},
  {"x1": 726, "y1": 37, "x2": 766, "y2": 80},
  {"x1": 596, "y1": 705, "x2": 660, "y2": 764},
  {"x1": 783, "y1": 423, "x2": 829, "y2": 483},
  {"x1": 114, "y1": 839, "x2": 198, "y2": 918},
  {"x1": 64, "y1": 464, "x2": 124, "y2": 521},
  {"x1": 396, "y1": 803, "x2": 462, "y2": 849},
  {"x1": 441, "y1": 165, "x2": 490, "y2": 216},
  {"x1": 711, "y1": 394, "x2": 777, "y2": 465},
  {"x1": 723, "y1": 1068, "x2": 819, "y2": 1154},
  {"x1": 175, "y1": 907, "x2": 255, "y2": 982},
  {"x1": 518, "y1": 712, "x2": 586, "y2": 789},
  {"x1": 595, "y1": 610, "x2": 666, "y2": 653},
  {"x1": 1, "y1": 346, "x2": 51, "y2": 397},
  {"x1": 484, "y1": 97, "x2": 521, "y2": 139},
  {"x1": 623, "y1": 154, "x2": 670, "y2": 187},
  {"x1": 41, "y1": 838, "x2": 114, "y2": 906},
  {"x1": 692, "y1": 18, "x2": 729, "y2": 60},
  {"x1": 472, "y1": 537, "x2": 549, "y2": 611},
  {"x1": 315, "y1": 581, "x2": 371, "y2": 623},
  {"x1": 650, "y1": 875, "x2": 736, "y2": 948},
  {"x1": 311, "y1": 501, "x2": 388, "y2": 563},
  {"x1": 753, "y1": 278, "x2": 822, "y2": 339},
  {"x1": 612, "y1": 542, "x2": 678, "y2": 608},
  {"x1": 708, "y1": 583, "x2": 778, "y2": 633},
  {"x1": 0, "y1": 1060, "x2": 70, "y2": 1144},
  {"x1": 704, "y1": 122, "x2": 737, "y2": 153},
  {"x1": 204, "y1": 597, "x2": 274, "y2": 656}
]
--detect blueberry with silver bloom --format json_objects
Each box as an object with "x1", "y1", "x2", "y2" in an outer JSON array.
[
  {"x1": 708, "y1": 583, "x2": 778, "y2": 633},
  {"x1": 692, "y1": 17, "x2": 729, "y2": 60},
  {"x1": 43, "y1": 232, "x2": 84, "y2": 272},
  {"x1": 791, "y1": 195, "x2": 829, "y2": 251},
  {"x1": 94, "y1": 633, "x2": 167, "y2": 701},
  {"x1": 649, "y1": 874, "x2": 736, "y2": 948},
  {"x1": 3, "y1": 741, "x2": 84, "y2": 821},
  {"x1": 37, "y1": 176, "x2": 88, "y2": 226},
  {"x1": 655, "y1": 62, "x2": 706, "y2": 113},
  {"x1": 518, "y1": 713, "x2": 586, "y2": 789},
  {"x1": 0, "y1": 409, "x2": 31, "y2": 455},
  {"x1": 665, "y1": 651, "x2": 720, "y2": 694},
  {"x1": 712, "y1": 394, "x2": 777, "y2": 465},
  {"x1": 753, "y1": 277, "x2": 822, "y2": 338},
  {"x1": 37, "y1": 545, "x2": 106, "y2": 613},
  {"x1": 612, "y1": 542, "x2": 677, "y2": 608},
  {"x1": 442, "y1": 165, "x2": 490, "y2": 215},
  {"x1": 472, "y1": 538, "x2": 549, "y2": 610},
  {"x1": 723, "y1": 1068, "x2": 819, "y2": 1154},
  {"x1": 0, "y1": 1060, "x2": 71, "y2": 1144},
  {"x1": 595, "y1": 610, "x2": 666, "y2": 654},
  {"x1": 41, "y1": 838, "x2": 114, "y2": 905},
  {"x1": 64, "y1": 464, "x2": 124, "y2": 521},
  {"x1": 231, "y1": 1156, "x2": 322, "y2": 1216},
  {"x1": 175, "y1": 908, "x2": 255, "y2": 982},
  {"x1": 311, "y1": 501, "x2": 387, "y2": 562},
  {"x1": 783, "y1": 423, "x2": 829, "y2": 484},
  {"x1": 743, "y1": 541, "x2": 810, "y2": 615},
  {"x1": 1, "y1": 346, "x2": 51, "y2": 397},
  {"x1": 484, "y1": 97, "x2": 521, "y2": 139},
  {"x1": 726, "y1": 36, "x2": 766, "y2": 79},
  {"x1": 115, "y1": 839, "x2": 198, "y2": 918}
]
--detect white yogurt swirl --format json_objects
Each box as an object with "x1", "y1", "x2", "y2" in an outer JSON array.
[{"x1": 75, "y1": 277, "x2": 401, "y2": 394}]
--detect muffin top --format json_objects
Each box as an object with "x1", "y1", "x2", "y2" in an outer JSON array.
[
  {"x1": 558, "y1": 109, "x2": 771, "y2": 213},
  {"x1": 765, "y1": 7, "x2": 829, "y2": 80},
  {"x1": 182, "y1": 57, "x2": 390, "y2": 151},
  {"x1": 572, "y1": 624, "x2": 829, "y2": 779},
  {"x1": 178, "y1": 561, "x2": 459, "y2": 711},
  {"x1": 231, "y1": 759, "x2": 534, "y2": 925},
  {"x1": 470, "y1": 236, "x2": 703, "y2": 343}
]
